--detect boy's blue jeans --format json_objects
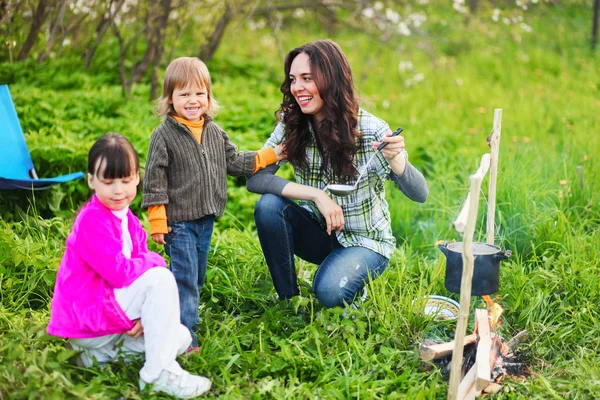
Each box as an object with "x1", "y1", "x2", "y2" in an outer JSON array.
[
  {"x1": 165, "y1": 215, "x2": 215, "y2": 346},
  {"x1": 254, "y1": 194, "x2": 389, "y2": 308}
]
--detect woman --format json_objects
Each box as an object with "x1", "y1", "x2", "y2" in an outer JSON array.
[{"x1": 247, "y1": 40, "x2": 428, "y2": 308}]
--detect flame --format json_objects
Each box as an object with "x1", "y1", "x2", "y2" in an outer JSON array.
[{"x1": 482, "y1": 295, "x2": 504, "y2": 329}]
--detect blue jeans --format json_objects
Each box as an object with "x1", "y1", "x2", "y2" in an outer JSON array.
[
  {"x1": 254, "y1": 194, "x2": 389, "y2": 308},
  {"x1": 165, "y1": 215, "x2": 215, "y2": 346}
]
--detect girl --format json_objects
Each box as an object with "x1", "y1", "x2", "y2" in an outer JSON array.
[
  {"x1": 47, "y1": 133, "x2": 211, "y2": 398},
  {"x1": 247, "y1": 40, "x2": 429, "y2": 308},
  {"x1": 142, "y1": 57, "x2": 284, "y2": 346}
]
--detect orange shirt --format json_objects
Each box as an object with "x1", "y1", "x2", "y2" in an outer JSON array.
[{"x1": 148, "y1": 116, "x2": 277, "y2": 235}]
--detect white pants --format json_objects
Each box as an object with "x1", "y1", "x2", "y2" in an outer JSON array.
[{"x1": 70, "y1": 268, "x2": 192, "y2": 383}]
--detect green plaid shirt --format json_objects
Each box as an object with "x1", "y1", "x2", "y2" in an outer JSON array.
[{"x1": 265, "y1": 109, "x2": 406, "y2": 259}]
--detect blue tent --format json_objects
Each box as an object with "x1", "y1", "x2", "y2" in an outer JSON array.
[{"x1": 0, "y1": 85, "x2": 84, "y2": 190}]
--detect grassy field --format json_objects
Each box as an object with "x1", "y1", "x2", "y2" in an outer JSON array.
[{"x1": 1, "y1": 2, "x2": 599, "y2": 399}]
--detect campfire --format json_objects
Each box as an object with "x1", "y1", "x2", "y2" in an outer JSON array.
[{"x1": 420, "y1": 296, "x2": 530, "y2": 399}]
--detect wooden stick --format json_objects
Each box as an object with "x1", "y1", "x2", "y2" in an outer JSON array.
[
  {"x1": 474, "y1": 309, "x2": 492, "y2": 391},
  {"x1": 456, "y1": 363, "x2": 476, "y2": 400},
  {"x1": 486, "y1": 109, "x2": 502, "y2": 245},
  {"x1": 453, "y1": 192, "x2": 471, "y2": 233},
  {"x1": 453, "y1": 154, "x2": 490, "y2": 233},
  {"x1": 447, "y1": 160, "x2": 487, "y2": 400},
  {"x1": 420, "y1": 334, "x2": 478, "y2": 361},
  {"x1": 483, "y1": 383, "x2": 502, "y2": 394},
  {"x1": 463, "y1": 384, "x2": 483, "y2": 400}
]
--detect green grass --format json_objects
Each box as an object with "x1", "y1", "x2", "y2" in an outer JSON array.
[{"x1": 1, "y1": 2, "x2": 600, "y2": 398}]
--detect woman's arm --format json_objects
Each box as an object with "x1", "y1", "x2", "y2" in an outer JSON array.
[
  {"x1": 390, "y1": 161, "x2": 429, "y2": 203},
  {"x1": 247, "y1": 166, "x2": 345, "y2": 234},
  {"x1": 372, "y1": 129, "x2": 429, "y2": 203}
]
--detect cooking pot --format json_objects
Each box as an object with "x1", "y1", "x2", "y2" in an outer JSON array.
[{"x1": 438, "y1": 242, "x2": 511, "y2": 296}]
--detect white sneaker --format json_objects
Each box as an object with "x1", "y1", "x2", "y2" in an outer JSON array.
[{"x1": 140, "y1": 369, "x2": 211, "y2": 398}]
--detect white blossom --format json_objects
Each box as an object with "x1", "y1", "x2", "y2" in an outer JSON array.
[
  {"x1": 386, "y1": 9, "x2": 400, "y2": 24},
  {"x1": 456, "y1": 78, "x2": 463, "y2": 85},
  {"x1": 453, "y1": 0, "x2": 467, "y2": 14},
  {"x1": 62, "y1": 39, "x2": 71, "y2": 46},
  {"x1": 397, "y1": 22, "x2": 411, "y2": 36},
  {"x1": 409, "y1": 13, "x2": 426, "y2": 27},
  {"x1": 382, "y1": 100, "x2": 390, "y2": 109},
  {"x1": 413, "y1": 72, "x2": 424, "y2": 82},
  {"x1": 362, "y1": 8, "x2": 374, "y2": 19},
  {"x1": 293, "y1": 8, "x2": 305, "y2": 18},
  {"x1": 374, "y1": 2, "x2": 384, "y2": 11}
]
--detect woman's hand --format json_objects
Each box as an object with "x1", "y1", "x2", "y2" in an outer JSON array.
[
  {"x1": 280, "y1": 182, "x2": 345, "y2": 234},
  {"x1": 372, "y1": 130, "x2": 407, "y2": 176},
  {"x1": 126, "y1": 319, "x2": 143, "y2": 339},
  {"x1": 274, "y1": 144, "x2": 287, "y2": 161},
  {"x1": 313, "y1": 191, "x2": 345, "y2": 234}
]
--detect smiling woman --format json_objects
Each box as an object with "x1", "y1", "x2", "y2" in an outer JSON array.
[{"x1": 247, "y1": 40, "x2": 429, "y2": 309}]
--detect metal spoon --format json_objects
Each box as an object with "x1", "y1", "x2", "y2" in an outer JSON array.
[{"x1": 327, "y1": 127, "x2": 404, "y2": 197}]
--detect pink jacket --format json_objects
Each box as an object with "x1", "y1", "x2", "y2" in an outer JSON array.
[{"x1": 47, "y1": 195, "x2": 166, "y2": 338}]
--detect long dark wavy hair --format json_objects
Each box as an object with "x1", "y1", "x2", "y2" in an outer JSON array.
[{"x1": 279, "y1": 40, "x2": 360, "y2": 182}]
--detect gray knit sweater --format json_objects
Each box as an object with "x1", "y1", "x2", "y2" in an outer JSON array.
[{"x1": 142, "y1": 116, "x2": 256, "y2": 222}]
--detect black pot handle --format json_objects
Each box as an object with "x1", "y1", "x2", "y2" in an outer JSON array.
[
  {"x1": 494, "y1": 250, "x2": 512, "y2": 260},
  {"x1": 437, "y1": 241, "x2": 449, "y2": 255}
]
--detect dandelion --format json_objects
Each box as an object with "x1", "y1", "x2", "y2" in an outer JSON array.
[
  {"x1": 62, "y1": 39, "x2": 71, "y2": 46},
  {"x1": 456, "y1": 78, "x2": 463, "y2": 85},
  {"x1": 382, "y1": 100, "x2": 390, "y2": 109},
  {"x1": 413, "y1": 72, "x2": 424, "y2": 82},
  {"x1": 398, "y1": 60, "x2": 413, "y2": 72},
  {"x1": 492, "y1": 9, "x2": 500, "y2": 22},
  {"x1": 503, "y1": 17, "x2": 510, "y2": 24},
  {"x1": 417, "y1": 0, "x2": 430, "y2": 4},
  {"x1": 374, "y1": 1, "x2": 384, "y2": 11},
  {"x1": 362, "y1": 8, "x2": 374, "y2": 19},
  {"x1": 520, "y1": 22, "x2": 533, "y2": 32}
]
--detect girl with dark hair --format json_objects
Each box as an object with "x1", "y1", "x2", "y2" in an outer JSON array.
[
  {"x1": 47, "y1": 133, "x2": 211, "y2": 398},
  {"x1": 247, "y1": 40, "x2": 428, "y2": 308}
]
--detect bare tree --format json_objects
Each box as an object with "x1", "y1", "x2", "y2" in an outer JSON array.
[
  {"x1": 84, "y1": 0, "x2": 127, "y2": 68},
  {"x1": 150, "y1": 0, "x2": 173, "y2": 99},
  {"x1": 17, "y1": 0, "x2": 49, "y2": 61},
  {"x1": 198, "y1": 3, "x2": 232, "y2": 62},
  {"x1": 0, "y1": 0, "x2": 25, "y2": 62},
  {"x1": 112, "y1": 0, "x2": 173, "y2": 97},
  {"x1": 593, "y1": 0, "x2": 599, "y2": 50},
  {"x1": 37, "y1": 0, "x2": 68, "y2": 63}
]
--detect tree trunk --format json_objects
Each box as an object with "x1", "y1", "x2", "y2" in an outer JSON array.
[
  {"x1": 84, "y1": 0, "x2": 127, "y2": 69},
  {"x1": 150, "y1": 0, "x2": 172, "y2": 100},
  {"x1": 17, "y1": 0, "x2": 49, "y2": 61},
  {"x1": 198, "y1": 4, "x2": 231, "y2": 62},
  {"x1": 468, "y1": 0, "x2": 479, "y2": 15},
  {"x1": 37, "y1": 0, "x2": 68, "y2": 63},
  {"x1": 593, "y1": 0, "x2": 599, "y2": 50}
]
